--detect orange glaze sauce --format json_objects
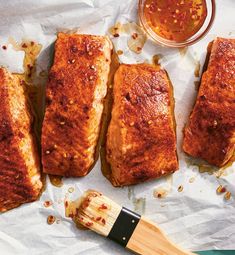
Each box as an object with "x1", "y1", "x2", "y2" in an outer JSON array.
[{"x1": 143, "y1": 0, "x2": 207, "y2": 42}]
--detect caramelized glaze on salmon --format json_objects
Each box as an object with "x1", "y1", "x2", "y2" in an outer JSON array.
[
  {"x1": 41, "y1": 33, "x2": 112, "y2": 177},
  {"x1": 106, "y1": 63, "x2": 178, "y2": 186},
  {"x1": 0, "y1": 68, "x2": 42, "y2": 212},
  {"x1": 183, "y1": 38, "x2": 235, "y2": 167}
]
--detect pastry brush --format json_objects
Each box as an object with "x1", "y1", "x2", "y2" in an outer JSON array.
[{"x1": 67, "y1": 190, "x2": 195, "y2": 255}]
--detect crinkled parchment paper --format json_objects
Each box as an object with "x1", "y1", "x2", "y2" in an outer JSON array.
[{"x1": 0, "y1": 0, "x2": 235, "y2": 254}]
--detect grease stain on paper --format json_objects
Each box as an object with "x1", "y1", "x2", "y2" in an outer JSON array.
[
  {"x1": 109, "y1": 22, "x2": 147, "y2": 54},
  {"x1": 128, "y1": 187, "x2": 146, "y2": 214}
]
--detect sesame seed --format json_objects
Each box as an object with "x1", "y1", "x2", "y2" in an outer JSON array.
[
  {"x1": 68, "y1": 59, "x2": 75, "y2": 64},
  {"x1": 45, "y1": 150, "x2": 50, "y2": 154},
  {"x1": 175, "y1": 9, "x2": 179, "y2": 14},
  {"x1": 88, "y1": 52, "x2": 93, "y2": 56},
  {"x1": 69, "y1": 100, "x2": 74, "y2": 105},
  {"x1": 130, "y1": 122, "x2": 134, "y2": 126},
  {"x1": 148, "y1": 120, "x2": 153, "y2": 125},
  {"x1": 174, "y1": 19, "x2": 178, "y2": 23},
  {"x1": 63, "y1": 153, "x2": 67, "y2": 158},
  {"x1": 54, "y1": 144, "x2": 57, "y2": 149},
  {"x1": 89, "y1": 76, "x2": 94, "y2": 81},
  {"x1": 60, "y1": 121, "x2": 65, "y2": 125},
  {"x1": 90, "y1": 65, "x2": 96, "y2": 70}
]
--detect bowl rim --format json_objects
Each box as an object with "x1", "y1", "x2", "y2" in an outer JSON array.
[{"x1": 138, "y1": 0, "x2": 216, "y2": 48}]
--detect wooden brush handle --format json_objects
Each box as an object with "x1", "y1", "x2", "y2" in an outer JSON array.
[{"x1": 126, "y1": 217, "x2": 195, "y2": 255}]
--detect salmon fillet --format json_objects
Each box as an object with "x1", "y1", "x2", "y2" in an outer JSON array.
[
  {"x1": 106, "y1": 63, "x2": 178, "y2": 186},
  {"x1": 0, "y1": 68, "x2": 42, "y2": 212},
  {"x1": 183, "y1": 38, "x2": 235, "y2": 167},
  {"x1": 41, "y1": 33, "x2": 112, "y2": 177}
]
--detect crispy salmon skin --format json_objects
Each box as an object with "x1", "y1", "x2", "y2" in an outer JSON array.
[
  {"x1": 106, "y1": 63, "x2": 178, "y2": 186},
  {"x1": 41, "y1": 33, "x2": 112, "y2": 177},
  {"x1": 183, "y1": 38, "x2": 235, "y2": 167},
  {"x1": 0, "y1": 68, "x2": 42, "y2": 212}
]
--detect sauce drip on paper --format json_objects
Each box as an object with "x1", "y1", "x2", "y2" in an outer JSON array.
[
  {"x1": 49, "y1": 175, "x2": 63, "y2": 187},
  {"x1": 143, "y1": 0, "x2": 207, "y2": 42}
]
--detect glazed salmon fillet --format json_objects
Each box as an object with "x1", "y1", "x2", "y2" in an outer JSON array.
[
  {"x1": 41, "y1": 33, "x2": 112, "y2": 177},
  {"x1": 183, "y1": 38, "x2": 235, "y2": 167},
  {"x1": 106, "y1": 63, "x2": 178, "y2": 186},
  {"x1": 0, "y1": 68, "x2": 42, "y2": 212}
]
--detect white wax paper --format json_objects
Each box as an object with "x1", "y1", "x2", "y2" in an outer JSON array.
[{"x1": 0, "y1": 0, "x2": 235, "y2": 254}]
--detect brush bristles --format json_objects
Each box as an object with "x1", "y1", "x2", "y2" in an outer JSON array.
[{"x1": 71, "y1": 190, "x2": 122, "y2": 236}]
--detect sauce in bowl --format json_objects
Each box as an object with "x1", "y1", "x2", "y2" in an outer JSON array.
[
  {"x1": 139, "y1": 0, "x2": 215, "y2": 47},
  {"x1": 144, "y1": 0, "x2": 207, "y2": 42}
]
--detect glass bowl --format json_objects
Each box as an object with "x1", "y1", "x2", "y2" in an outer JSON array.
[{"x1": 138, "y1": 0, "x2": 216, "y2": 48}]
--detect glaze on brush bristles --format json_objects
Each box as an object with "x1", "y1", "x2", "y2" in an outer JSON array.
[{"x1": 70, "y1": 190, "x2": 121, "y2": 236}]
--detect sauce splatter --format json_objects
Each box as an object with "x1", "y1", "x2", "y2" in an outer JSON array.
[
  {"x1": 128, "y1": 187, "x2": 146, "y2": 214},
  {"x1": 43, "y1": 200, "x2": 53, "y2": 208},
  {"x1": 49, "y1": 175, "x2": 63, "y2": 187},
  {"x1": 189, "y1": 176, "x2": 195, "y2": 183},
  {"x1": 143, "y1": 0, "x2": 207, "y2": 42},
  {"x1": 179, "y1": 47, "x2": 188, "y2": 56},
  {"x1": 116, "y1": 50, "x2": 123, "y2": 55},
  {"x1": 153, "y1": 187, "x2": 168, "y2": 198},
  {"x1": 152, "y1": 54, "x2": 163, "y2": 65},
  {"x1": 109, "y1": 22, "x2": 147, "y2": 54},
  {"x1": 47, "y1": 215, "x2": 56, "y2": 225},
  {"x1": 194, "y1": 61, "x2": 201, "y2": 77},
  {"x1": 68, "y1": 187, "x2": 75, "y2": 193}
]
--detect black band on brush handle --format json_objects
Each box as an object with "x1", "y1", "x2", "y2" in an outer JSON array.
[{"x1": 107, "y1": 207, "x2": 141, "y2": 246}]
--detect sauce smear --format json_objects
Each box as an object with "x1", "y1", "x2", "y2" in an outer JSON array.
[{"x1": 143, "y1": 0, "x2": 207, "y2": 42}]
